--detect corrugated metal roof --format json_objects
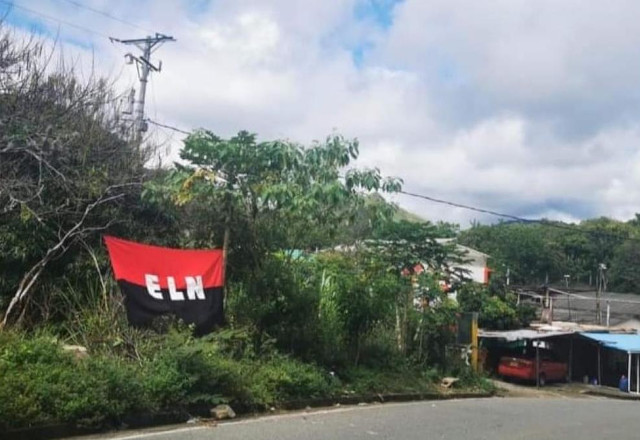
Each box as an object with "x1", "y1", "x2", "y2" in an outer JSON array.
[
  {"x1": 579, "y1": 332, "x2": 640, "y2": 353},
  {"x1": 478, "y1": 329, "x2": 573, "y2": 341}
]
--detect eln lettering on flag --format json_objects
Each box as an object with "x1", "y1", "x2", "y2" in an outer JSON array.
[{"x1": 104, "y1": 236, "x2": 225, "y2": 334}]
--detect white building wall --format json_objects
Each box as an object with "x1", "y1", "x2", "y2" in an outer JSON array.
[{"x1": 467, "y1": 264, "x2": 487, "y2": 284}]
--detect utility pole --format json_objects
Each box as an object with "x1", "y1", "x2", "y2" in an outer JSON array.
[
  {"x1": 596, "y1": 263, "x2": 607, "y2": 325},
  {"x1": 110, "y1": 33, "x2": 176, "y2": 144}
]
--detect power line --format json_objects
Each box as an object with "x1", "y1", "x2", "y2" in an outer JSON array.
[
  {"x1": 399, "y1": 190, "x2": 528, "y2": 223},
  {"x1": 0, "y1": 0, "x2": 110, "y2": 39},
  {"x1": 146, "y1": 118, "x2": 191, "y2": 135},
  {"x1": 398, "y1": 189, "x2": 640, "y2": 244},
  {"x1": 59, "y1": 0, "x2": 154, "y2": 34}
]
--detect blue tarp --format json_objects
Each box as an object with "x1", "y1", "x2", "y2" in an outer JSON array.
[{"x1": 580, "y1": 332, "x2": 640, "y2": 353}]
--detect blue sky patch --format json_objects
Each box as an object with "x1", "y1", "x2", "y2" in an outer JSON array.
[
  {"x1": 185, "y1": 0, "x2": 212, "y2": 20},
  {"x1": 1, "y1": 4, "x2": 48, "y2": 35},
  {"x1": 347, "y1": 0, "x2": 403, "y2": 67},
  {"x1": 351, "y1": 42, "x2": 373, "y2": 68},
  {"x1": 514, "y1": 199, "x2": 595, "y2": 221},
  {"x1": 1, "y1": 3, "x2": 95, "y2": 49},
  {"x1": 354, "y1": 0, "x2": 403, "y2": 29}
]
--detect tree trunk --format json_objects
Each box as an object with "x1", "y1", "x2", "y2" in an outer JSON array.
[{"x1": 2, "y1": 253, "x2": 51, "y2": 328}]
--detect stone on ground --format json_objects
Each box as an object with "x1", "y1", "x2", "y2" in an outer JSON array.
[{"x1": 211, "y1": 404, "x2": 236, "y2": 420}]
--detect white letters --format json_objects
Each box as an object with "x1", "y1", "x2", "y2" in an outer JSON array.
[
  {"x1": 144, "y1": 274, "x2": 207, "y2": 301},
  {"x1": 145, "y1": 274, "x2": 163, "y2": 300},
  {"x1": 167, "y1": 276, "x2": 185, "y2": 301},
  {"x1": 186, "y1": 276, "x2": 205, "y2": 300}
]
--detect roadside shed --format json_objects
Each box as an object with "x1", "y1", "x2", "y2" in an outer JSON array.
[
  {"x1": 479, "y1": 329, "x2": 574, "y2": 386},
  {"x1": 579, "y1": 332, "x2": 640, "y2": 394}
]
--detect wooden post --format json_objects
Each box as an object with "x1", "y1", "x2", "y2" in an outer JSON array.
[
  {"x1": 568, "y1": 336, "x2": 573, "y2": 383},
  {"x1": 471, "y1": 312, "x2": 479, "y2": 372},
  {"x1": 222, "y1": 225, "x2": 230, "y2": 309},
  {"x1": 636, "y1": 353, "x2": 640, "y2": 394},
  {"x1": 536, "y1": 340, "x2": 540, "y2": 388},
  {"x1": 221, "y1": 190, "x2": 232, "y2": 316},
  {"x1": 545, "y1": 286, "x2": 549, "y2": 308},
  {"x1": 597, "y1": 344, "x2": 601, "y2": 386},
  {"x1": 628, "y1": 353, "x2": 632, "y2": 393}
]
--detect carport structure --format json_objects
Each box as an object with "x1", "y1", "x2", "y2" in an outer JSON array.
[
  {"x1": 479, "y1": 329, "x2": 574, "y2": 388},
  {"x1": 580, "y1": 332, "x2": 640, "y2": 394}
]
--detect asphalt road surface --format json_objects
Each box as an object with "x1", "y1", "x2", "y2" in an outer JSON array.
[{"x1": 93, "y1": 397, "x2": 640, "y2": 440}]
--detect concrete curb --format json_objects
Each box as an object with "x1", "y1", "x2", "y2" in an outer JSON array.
[{"x1": 4, "y1": 390, "x2": 494, "y2": 440}]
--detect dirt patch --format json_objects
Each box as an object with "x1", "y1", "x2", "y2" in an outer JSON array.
[{"x1": 492, "y1": 380, "x2": 596, "y2": 399}]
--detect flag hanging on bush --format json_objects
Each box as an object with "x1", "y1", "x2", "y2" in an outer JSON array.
[{"x1": 104, "y1": 236, "x2": 225, "y2": 334}]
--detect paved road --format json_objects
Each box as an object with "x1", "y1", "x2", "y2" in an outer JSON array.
[{"x1": 92, "y1": 397, "x2": 640, "y2": 440}]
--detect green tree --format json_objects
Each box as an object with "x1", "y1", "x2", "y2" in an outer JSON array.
[
  {"x1": 145, "y1": 130, "x2": 402, "y2": 348},
  {"x1": 609, "y1": 241, "x2": 640, "y2": 294},
  {"x1": 362, "y1": 220, "x2": 464, "y2": 355}
]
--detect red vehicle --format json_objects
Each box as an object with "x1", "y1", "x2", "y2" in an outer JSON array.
[{"x1": 498, "y1": 349, "x2": 568, "y2": 386}]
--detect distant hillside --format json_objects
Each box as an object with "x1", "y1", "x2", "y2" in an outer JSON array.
[
  {"x1": 394, "y1": 206, "x2": 426, "y2": 223},
  {"x1": 366, "y1": 193, "x2": 426, "y2": 223}
]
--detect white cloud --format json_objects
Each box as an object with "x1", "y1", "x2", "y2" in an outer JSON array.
[{"x1": 7, "y1": 0, "x2": 640, "y2": 226}]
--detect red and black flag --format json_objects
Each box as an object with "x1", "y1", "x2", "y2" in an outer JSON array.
[{"x1": 104, "y1": 236, "x2": 225, "y2": 335}]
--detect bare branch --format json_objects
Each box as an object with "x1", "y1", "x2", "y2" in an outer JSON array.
[{"x1": 1, "y1": 190, "x2": 126, "y2": 327}]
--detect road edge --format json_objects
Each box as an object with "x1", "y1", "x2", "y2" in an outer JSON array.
[{"x1": 4, "y1": 389, "x2": 495, "y2": 440}]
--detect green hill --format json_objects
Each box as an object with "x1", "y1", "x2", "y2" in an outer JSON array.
[{"x1": 366, "y1": 193, "x2": 426, "y2": 223}]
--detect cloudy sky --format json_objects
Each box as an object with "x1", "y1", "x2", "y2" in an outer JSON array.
[{"x1": 4, "y1": 0, "x2": 640, "y2": 226}]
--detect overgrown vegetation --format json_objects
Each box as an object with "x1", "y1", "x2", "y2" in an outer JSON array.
[
  {"x1": 0, "y1": 27, "x2": 492, "y2": 432},
  {"x1": 0, "y1": 327, "x2": 340, "y2": 431}
]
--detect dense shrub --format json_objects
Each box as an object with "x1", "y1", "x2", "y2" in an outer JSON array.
[
  {"x1": 246, "y1": 355, "x2": 338, "y2": 407},
  {"x1": 0, "y1": 332, "x2": 145, "y2": 430},
  {"x1": 0, "y1": 328, "x2": 339, "y2": 431}
]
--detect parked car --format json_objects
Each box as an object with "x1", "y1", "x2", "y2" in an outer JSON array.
[{"x1": 498, "y1": 349, "x2": 568, "y2": 386}]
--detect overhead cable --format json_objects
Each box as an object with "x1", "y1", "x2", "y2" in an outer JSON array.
[
  {"x1": 60, "y1": 0, "x2": 154, "y2": 34},
  {"x1": 0, "y1": 0, "x2": 110, "y2": 39},
  {"x1": 398, "y1": 190, "x2": 640, "y2": 243},
  {"x1": 146, "y1": 118, "x2": 191, "y2": 135}
]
